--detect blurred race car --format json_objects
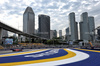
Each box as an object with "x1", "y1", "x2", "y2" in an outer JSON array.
[{"x1": 10, "y1": 48, "x2": 23, "y2": 52}]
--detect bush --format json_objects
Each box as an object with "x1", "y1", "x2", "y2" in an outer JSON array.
[{"x1": 46, "y1": 39, "x2": 60, "y2": 45}]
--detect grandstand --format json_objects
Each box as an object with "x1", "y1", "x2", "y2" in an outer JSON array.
[
  {"x1": 18, "y1": 43, "x2": 46, "y2": 49},
  {"x1": 19, "y1": 43, "x2": 45, "y2": 46}
]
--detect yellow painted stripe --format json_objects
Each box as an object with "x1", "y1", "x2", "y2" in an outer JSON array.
[
  {"x1": 75, "y1": 48, "x2": 100, "y2": 53},
  {"x1": 0, "y1": 49, "x2": 76, "y2": 66},
  {"x1": 0, "y1": 49, "x2": 47, "y2": 57}
]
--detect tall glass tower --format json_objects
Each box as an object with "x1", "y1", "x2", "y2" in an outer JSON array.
[
  {"x1": 69, "y1": 12, "x2": 78, "y2": 41},
  {"x1": 79, "y1": 12, "x2": 90, "y2": 41},
  {"x1": 23, "y1": 6, "x2": 35, "y2": 35}
]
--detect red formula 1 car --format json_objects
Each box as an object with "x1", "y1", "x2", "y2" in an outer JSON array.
[{"x1": 11, "y1": 48, "x2": 23, "y2": 52}]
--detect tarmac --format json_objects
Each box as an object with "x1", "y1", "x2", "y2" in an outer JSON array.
[
  {"x1": 1, "y1": 48, "x2": 100, "y2": 66},
  {"x1": 0, "y1": 49, "x2": 39, "y2": 54}
]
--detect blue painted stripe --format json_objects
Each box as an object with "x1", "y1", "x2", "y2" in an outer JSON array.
[
  {"x1": 0, "y1": 49, "x2": 68, "y2": 63},
  {"x1": 59, "y1": 49, "x2": 100, "y2": 66}
]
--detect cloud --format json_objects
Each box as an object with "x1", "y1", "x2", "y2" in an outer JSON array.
[{"x1": 0, "y1": 0, "x2": 100, "y2": 36}]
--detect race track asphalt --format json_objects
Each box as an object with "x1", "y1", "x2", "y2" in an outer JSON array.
[{"x1": 0, "y1": 48, "x2": 100, "y2": 66}]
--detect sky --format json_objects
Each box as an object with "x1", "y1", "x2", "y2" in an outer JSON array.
[{"x1": 0, "y1": 0, "x2": 100, "y2": 36}]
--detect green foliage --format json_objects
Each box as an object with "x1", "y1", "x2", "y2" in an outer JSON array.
[
  {"x1": 46, "y1": 40, "x2": 53, "y2": 44},
  {"x1": 45, "y1": 39, "x2": 60, "y2": 45},
  {"x1": 25, "y1": 38, "x2": 29, "y2": 43},
  {"x1": 53, "y1": 37, "x2": 62, "y2": 39}
]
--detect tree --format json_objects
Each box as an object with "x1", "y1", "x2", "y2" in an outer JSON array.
[{"x1": 25, "y1": 37, "x2": 29, "y2": 43}]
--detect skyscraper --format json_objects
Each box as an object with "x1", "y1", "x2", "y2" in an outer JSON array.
[
  {"x1": 38, "y1": 14, "x2": 50, "y2": 39},
  {"x1": 69, "y1": 12, "x2": 78, "y2": 41},
  {"x1": 97, "y1": 29, "x2": 100, "y2": 36},
  {"x1": 23, "y1": 6, "x2": 35, "y2": 35},
  {"x1": 88, "y1": 16, "x2": 95, "y2": 41},
  {"x1": 79, "y1": 12, "x2": 90, "y2": 41},
  {"x1": 50, "y1": 30, "x2": 57, "y2": 39},
  {"x1": 97, "y1": 29, "x2": 100, "y2": 40},
  {"x1": 54, "y1": 30, "x2": 57, "y2": 38},
  {"x1": 65, "y1": 27, "x2": 70, "y2": 41},
  {"x1": 59, "y1": 30, "x2": 62, "y2": 37},
  {"x1": 66, "y1": 27, "x2": 69, "y2": 35},
  {"x1": 50, "y1": 30, "x2": 54, "y2": 39},
  {"x1": 2, "y1": 29, "x2": 8, "y2": 37}
]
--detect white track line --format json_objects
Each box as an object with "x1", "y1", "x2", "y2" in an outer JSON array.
[{"x1": 17, "y1": 49, "x2": 89, "y2": 66}]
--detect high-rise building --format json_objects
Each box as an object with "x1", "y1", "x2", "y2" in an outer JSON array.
[
  {"x1": 97, "y1": 29, "x2": 100, "y2": 36},
  {"x1": 54, "y1": 30, "x2": 57, "y2": 38},
  {"x1": 38, "y1": 14, "x2": 50, "y2": 39},
  {"x1": 2, "y1": 29, "x2": 8, "y2": 37},
  {"x1": 88, "y1": 16, "x2": 95, "y2": 41},
  {"x1": 69, "y1": 12, "x2": 78, "y2": 41},
  {"x1": 97, "y1": 29, "x2": 100, "y2": 40},
  {"x1": 59, "y1": 30, "x2": 62, "y2": 37},
  {"x1": 66, "y1": 27, "x2": 69, "y2": 36},
  {"x1": 23, "y1": 6, "x2": 35, "y2": 35},
  {"x1": 50, "y1": 30, "x2": 54, "y2": 39},
  {"x1": 35, "y1": 29, "x2": 38, "y2": 34},
  {"x1": 79, "y1": 12, "x2": 90, "y2": 41},
  {"x1": 50, "y1": 30, "x2": 57, "y2": 39},
  {"x1": 65, "y1": 27, "x2": 70, "y2": 41}
]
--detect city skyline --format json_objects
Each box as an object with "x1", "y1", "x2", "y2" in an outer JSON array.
[{"x1": 0, "y1": 0, "x2": 100, "y2": 36}]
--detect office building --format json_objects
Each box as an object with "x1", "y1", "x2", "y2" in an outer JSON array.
[
  {"x1": 35, "y1": 29, "x2": 38, "y2": 34},
  {"x1": 79, "y1": 12, "x2": 90, "y2": 41},
  {"x1": 65, "y1": 27, "x2": 70, "y2": 41},
  {"x1": 69, "y1": 12, "x2": 78, "y2": 41},
  {"x1": 97, "y1": 29, "x2": 100, "y2": 40},
  {"x1": 50, "y1": 30, "x2": 57, "y2": 39},
  {"x1": 50, "y1": 30, "x2": 54, "y2": 39},
  {"x1": 88, "y1": 16, "x2": 95, "y2": 41},
  {"x1": 59, "y1": 30, "x2": 62, "y2": 37},
  {"x1": 2, "y1": 29, "x2": 8, "y2": 37},
  {"x1": 23, "y1": 6, "x2": 35, "y2": 35},
  {"x1": 54, "y1": 30, "x2": 57, "y2": 38},
  {"x1": 38, "y1": 14, "x2": 50, "y2": 39},
  {"x1": 66, "y1": 27, "x2": 69, "y2": 35},
  {"x1": 97, "y1": 29, "x2": 100, "y2": 36}
]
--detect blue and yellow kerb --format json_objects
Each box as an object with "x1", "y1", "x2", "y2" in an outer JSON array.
[{"x1": 0, "y1": 49, "x2": 76, "y2": 66}]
